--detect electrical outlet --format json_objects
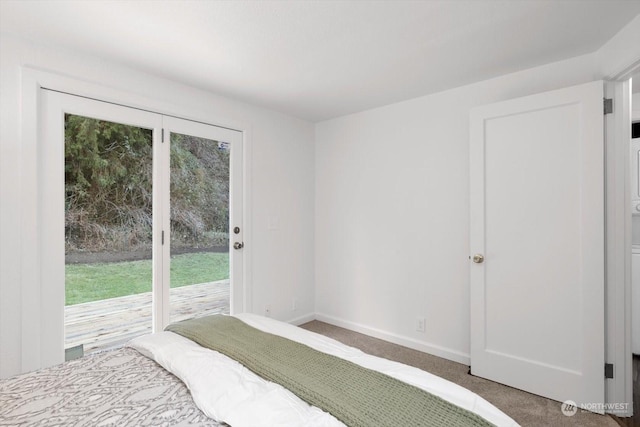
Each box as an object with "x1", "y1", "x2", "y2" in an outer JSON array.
[
  {"x1": 265, "y1": 305, "x2": 272, "y2": 317},
  {"x1": 416, "y1": 317, "x2": 425, "y2": 333}
]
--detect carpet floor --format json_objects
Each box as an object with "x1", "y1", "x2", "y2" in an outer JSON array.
[{"x1": 300, "y1": 320, "x2": 619, "y2": 427}]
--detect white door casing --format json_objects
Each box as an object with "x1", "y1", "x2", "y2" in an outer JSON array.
[{"x1": 469, "y1": 81, "x2": 604, "y2": 407}]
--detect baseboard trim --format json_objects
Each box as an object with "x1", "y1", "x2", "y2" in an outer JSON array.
[
  {"x1": 286, "y1": 312, "x2": 316, "y2": 326},
  {"x1": 315, "y1": 313, "x2": 470, "y2": 365}
]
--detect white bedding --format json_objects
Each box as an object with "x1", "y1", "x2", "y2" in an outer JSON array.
[{"x1": 128, "y1": 313, "x2": 520, "y2": 427}]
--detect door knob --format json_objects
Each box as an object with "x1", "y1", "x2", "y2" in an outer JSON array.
[
  {"x1": 233, "y1": 242, "x2": 244, "y2": 250},
  {"x1": 472, "y1": 254, "x2": 484, "y2": 264}
]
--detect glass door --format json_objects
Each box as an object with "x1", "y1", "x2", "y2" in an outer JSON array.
[
  {"x1": 41, "y1": 90, "x2": 243, "y2": 364},
  {"x1": 41, "y1": 90, "x2": 163, "y2": 362},
  {"x1": 64, "y1": 113, "x2": 155, "y2": 355},
  {"x1": 162, "y1": 117, "x2": 243, "y2": 327}
]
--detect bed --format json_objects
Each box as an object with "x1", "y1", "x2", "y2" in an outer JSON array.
[{"x1": 0, "y1": 314, "x2": 520, "y2": 426}]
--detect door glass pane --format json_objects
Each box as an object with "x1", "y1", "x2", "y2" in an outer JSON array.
[
  {"x1": 170, "y1": 133, "x2": 230, "y2": 323},
  {"x1": 64, "y1": 114, "x2": 153, "y2": 357}
]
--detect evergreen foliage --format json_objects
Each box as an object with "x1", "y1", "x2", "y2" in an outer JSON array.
[
  {"x1": 170, "y1": 133, "x2": 230, "y2": 247},
  {"x1": 65, "y1": 114, "x2": 230, "y2": 252}
]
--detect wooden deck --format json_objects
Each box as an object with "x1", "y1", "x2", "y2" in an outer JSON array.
[{"x1": 65, "y1": 280, "x2": 230, "y2": 354}]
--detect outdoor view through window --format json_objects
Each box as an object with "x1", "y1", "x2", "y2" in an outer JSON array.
[{"x1": 64, "y1": 114, "x2": 230, "y2": 358}]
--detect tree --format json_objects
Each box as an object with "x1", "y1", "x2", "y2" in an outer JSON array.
[{"x1": 65, "y1": 114, "x2": 230, "y2": 252}]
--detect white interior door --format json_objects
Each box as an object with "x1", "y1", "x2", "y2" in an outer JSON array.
[{"x1": 469, "y1": 80, "x2": 604, "y2": 407}]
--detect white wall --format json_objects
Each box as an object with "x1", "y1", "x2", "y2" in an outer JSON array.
[
  {"x1": 596, "y1": 15, "x2": 640, "y2": 79},
  {"x1": 315, "y1": 15, "x2": 640, "y2": 366},
  {"x1": 315, "y1": 53, "x2": 607, "y2": 363},
  {"x1": 0, "y1": 34, "x2": 316, "y2": 378}
]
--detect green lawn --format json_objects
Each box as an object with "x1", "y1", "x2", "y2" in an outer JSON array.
[{"x1": 65, "y1": 252, "x2": 229, "y2": 305}]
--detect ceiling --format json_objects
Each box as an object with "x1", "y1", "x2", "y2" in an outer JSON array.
[{"x1": 1, "y1": 1, "x2": 639, "y2": 122}]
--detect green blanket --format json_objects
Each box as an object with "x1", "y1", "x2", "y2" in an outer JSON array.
[{"x1": 166, "y1": 315, "x2": 495, "y2": 427}]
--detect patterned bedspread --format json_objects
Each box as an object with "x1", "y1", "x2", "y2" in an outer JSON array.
[{"x1": 0, "y1": 347, "x2": 224, "y2": 426}]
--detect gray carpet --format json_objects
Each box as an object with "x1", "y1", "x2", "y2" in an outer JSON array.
[{"x1": 300, "y1": 320, "x2": 616, "y2": 427}]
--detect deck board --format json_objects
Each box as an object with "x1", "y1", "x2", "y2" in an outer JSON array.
[{"x1": 65, "y1": 280, "x2": 230, "y2": 354}]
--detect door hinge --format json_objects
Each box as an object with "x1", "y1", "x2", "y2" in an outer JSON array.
[
  {"x1": 161, "y1": 230, "x2": 165, "y2": 245},
  {"x1": 161, "y1": 128, "x2": 165, "y2": 143},
  {"x1": 604, "y1": 98, "x2": 613, "y2": 115},
  {"x1": 605, "y1": 363, "x2": 614, "y2": 379}
]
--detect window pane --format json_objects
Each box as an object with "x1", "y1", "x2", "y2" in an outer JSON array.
[
  {"x1": 64, "y1": 114, "x2": 153, "y2": 356},
  {"x1": 169, "y1": 133, "x2": 230, "y2": 323}
]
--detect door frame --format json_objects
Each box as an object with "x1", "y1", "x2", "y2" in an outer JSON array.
[
  {"x1": 20, "y1": 67, "x2": 252, "y2": 372},
  {"x1": 604, "y1": 60, "x2": 640, "y2": 416}
]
